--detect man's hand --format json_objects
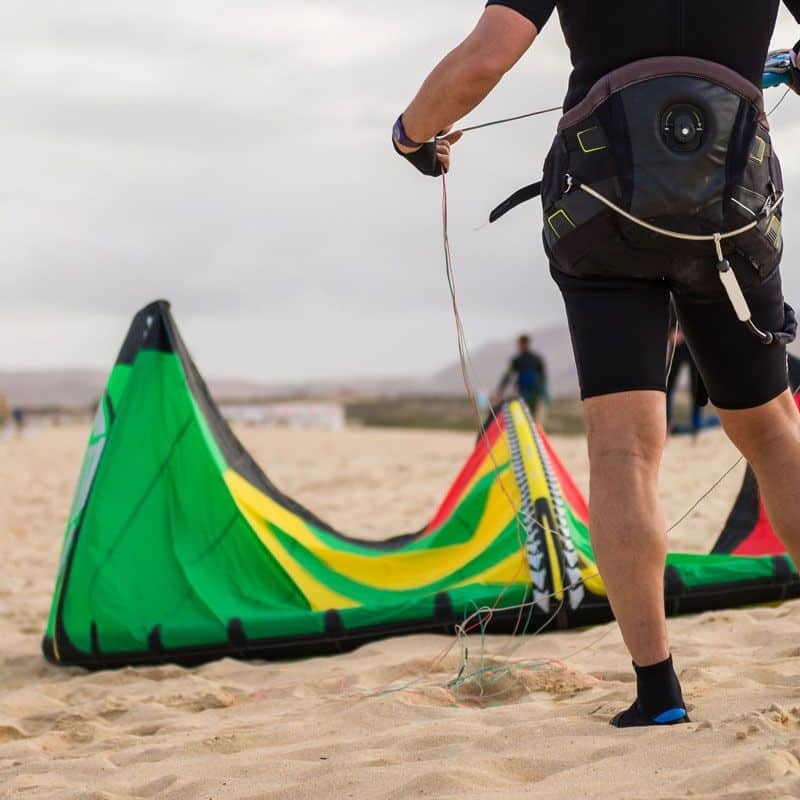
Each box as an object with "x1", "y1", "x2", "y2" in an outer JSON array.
[
  {"x1": 393, "y1": 126, "x2": 463, "y2": 177},
  {"x1": 434, "y1": 129, "x2": 463, "y2": 173},
  {"x1": 392, "y1": 7, "x2": 537, "y2": 174}
]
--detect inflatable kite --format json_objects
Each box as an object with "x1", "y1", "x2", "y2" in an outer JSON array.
[{"x1": 43, "y1": 301, "x2": 800, "y2": 668}]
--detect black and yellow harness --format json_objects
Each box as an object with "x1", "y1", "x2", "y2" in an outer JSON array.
[{"x1": 492, "y1": 56, "x2": 795, "y2": 345}]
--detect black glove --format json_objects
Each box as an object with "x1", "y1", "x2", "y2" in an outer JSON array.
[
  {"x1": 392, "y1": 139, "x2": 443, "y2": 178},
  {"x1": 792, "y1": 41, "x2": 800, "y2": 95}
]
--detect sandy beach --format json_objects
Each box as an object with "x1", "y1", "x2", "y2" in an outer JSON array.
[{"x1": 3, "y1": 422, "x2": 800, "y2": 800}]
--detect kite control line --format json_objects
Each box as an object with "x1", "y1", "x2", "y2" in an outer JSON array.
[{"x1": 458, "y1": 105, "x2": 562, "y2": 134}]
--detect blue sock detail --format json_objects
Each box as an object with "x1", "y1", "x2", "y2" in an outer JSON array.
[{"x1": 652, "y1": 707, "x2": 687, "y2": 724}]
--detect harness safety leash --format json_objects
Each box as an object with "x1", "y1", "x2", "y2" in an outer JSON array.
[{"x1": 569, "y1": 175, "x2": 789, "y2": 345}]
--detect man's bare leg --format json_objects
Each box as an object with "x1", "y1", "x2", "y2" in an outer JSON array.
[
  {"x1": 584, "y1": 390, "x2": 670, "y2": 667},
  {"x1": 717, "y1": 389, "x2": 800, "y2": 562},
  {"x1": 584, "y1": 391, "x2": 688, "y2": 726}
]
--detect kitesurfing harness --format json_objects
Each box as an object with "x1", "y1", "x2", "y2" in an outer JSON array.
[{"x1": 490, "y1": 56, "x2": 796, "y2": 346}]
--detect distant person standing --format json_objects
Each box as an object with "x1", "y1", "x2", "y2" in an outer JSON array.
[
  {"x1": 494, "y1": 335, "x2": 549, "y2": 418},
  {"x1": 666, "y1": 321, "x2": 708, "y2": 436},
  {"x1": 665, "y1": 300, "x2": 719, "y2": 436},
  {"x1": 11, "y1": 407, "x2": 26, "y2": 436}
]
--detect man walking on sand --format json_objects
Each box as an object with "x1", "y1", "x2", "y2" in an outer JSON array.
[
  {"x1": 494, "y1": 334, "x2": 549, "y2": 418},
  {"x1": 392, "y1": 2, "x2": 800, "y2": 726}
]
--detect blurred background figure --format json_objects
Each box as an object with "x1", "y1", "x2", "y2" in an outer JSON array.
[
  {"x1": 494, "y1": 334, "x2": 549, "y2": 419},
  {"x1": 666, "y1": 308, "x2": 710, "y2": 437},
  {"x1": 11, "y1": 407, "x2": 26, "y2": 436}
]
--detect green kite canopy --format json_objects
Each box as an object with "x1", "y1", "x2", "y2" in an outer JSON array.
[{"x1": 43, "y1": 301, "x2": 800, "y2": 668}]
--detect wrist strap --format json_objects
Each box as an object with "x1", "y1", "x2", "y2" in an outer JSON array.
[{"x1": 393, "y1": 115, "x2": 426, "y2": 149}]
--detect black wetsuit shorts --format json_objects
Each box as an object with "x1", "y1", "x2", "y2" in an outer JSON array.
[
  {"x1": 481, "y1": 0, "x2": 799, "y2": 408},
  {"x1": 551, "y1": 253, "x2": 791, "y2": 409}
]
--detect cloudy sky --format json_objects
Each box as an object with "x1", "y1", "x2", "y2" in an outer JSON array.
[{"x1": 1, "y1": 2, "x2": 799, "y2": 383}]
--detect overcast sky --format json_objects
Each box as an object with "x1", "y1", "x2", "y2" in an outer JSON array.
[{"x1": 1, "y1": 2, "x2": 799, "y2": 383}]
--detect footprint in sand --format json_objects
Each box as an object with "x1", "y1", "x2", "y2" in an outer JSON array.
[
  {"x1": 0, "y1": 724, "x2": 27, "y2": 744},
  {"x1": 394, "y1": 660, "x2": 596, "y2": 708},
  {"x1": 161, "y1": 688, "x2": 238, "y2": 712},
  {"x1": 676, "y1": 749, "x2": 800, "y2": 795},
  {"x1": 733, "y1": 704, "x2": 800, "y2": 739},
  {"x1": 131, "y1": 774, "x2": 179, "y2": 797}
]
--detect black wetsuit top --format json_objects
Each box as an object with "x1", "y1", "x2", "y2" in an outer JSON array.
[
  {"x1": 485, "y1": 0, "x2": 800, "y2": 110},
  {"x1": 500, "y1": 351, "x2": 547, "y2": 397}
]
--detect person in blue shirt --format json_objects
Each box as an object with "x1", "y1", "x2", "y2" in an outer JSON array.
[{"x1": 494, "y1": 334, "x2": 549, "y2": 418}]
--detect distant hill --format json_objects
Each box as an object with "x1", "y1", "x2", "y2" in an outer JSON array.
[
  {"x1": 424, "y1": 326, "x2": 800, "y2": 399},
  {"x1": 22, "y1": 317, "x2": 800, "y2": 409},
  {"x1": 0, "y1": 370, "x2": 108, "y2": 410},
  {"x1": 0, "y1": 323, "x2": 579, "y2": 410}
]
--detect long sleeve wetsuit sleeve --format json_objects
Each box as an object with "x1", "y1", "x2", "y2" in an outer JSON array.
[{"x1": 484, "y1": 0, "x2": 557, "y2": 31}]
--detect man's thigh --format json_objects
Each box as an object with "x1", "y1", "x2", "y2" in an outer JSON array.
[{"x1": 550, "y1": 264, "x2": 672, "y2": 400}]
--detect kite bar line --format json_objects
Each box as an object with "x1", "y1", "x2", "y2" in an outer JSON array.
[
  {"x1": 458, "y1": 105, "x2": 562, "y2": 134},
  {"x1": 441, "y1": 172, "x2": 535, "y2": 635},
  {"x1": 456, "y1": 81, "x2": 788, "y2": 139},
  {"x1": 767, "y1": 87, "x2": 792, "y2": 117},
  {"x1": 456, "y1": 75, "x2": 786, "y2": 138},
  {"x1": 441, "y1": 169, "x2": 610, "y2": 693},
  {"x1": 454, "y1": 60, "x2": 789, "y2": 138}
]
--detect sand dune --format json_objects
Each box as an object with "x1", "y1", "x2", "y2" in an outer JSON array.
[{"x1": 4, "y1": 422, "x2": 800, "y2": 800}]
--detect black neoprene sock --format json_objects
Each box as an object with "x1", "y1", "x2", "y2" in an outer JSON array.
[{"x1": 611, "y1": 655, "x2": 689, "y2": 728}]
